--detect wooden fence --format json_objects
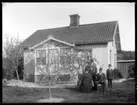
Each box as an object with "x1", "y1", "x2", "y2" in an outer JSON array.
[{"x1": 117, "y1": 60, "x2": 135, "y2": 78}]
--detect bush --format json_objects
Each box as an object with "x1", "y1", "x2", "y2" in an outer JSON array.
[
  {"x1": 128, "y1": 64, "x2": 135, "y2": 78},
  {"x1": 3, "y1": 57, "x2": 24, "y2": 80},
  {"x1": 3, "y1": 68, "x2": 13, "y2": 80},
  {"x1": 3, "y1": 68, "x2": 6, "y2": 78},
  {"x1": 113, "y1": 68, "x2": 123, "y2": 79},
  {"x1": 13, "y1": 57, "x2": 24, "y2": 80}
]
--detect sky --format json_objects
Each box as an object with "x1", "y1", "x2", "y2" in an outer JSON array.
[{"x1": 2, "y1": 3, "x2": 135, "y2": 51}]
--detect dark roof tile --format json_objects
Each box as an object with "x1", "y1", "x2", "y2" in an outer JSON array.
[{"x1": 21, "y1": 21, "x2": 117, "y2": 48}]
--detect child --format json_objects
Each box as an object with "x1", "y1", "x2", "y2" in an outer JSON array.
[
  {"x1": 96, "y1": 67, "x2": 106, "y2": 94},
  {"x1": 106, "y1": 64, "x2": 114, "y2": 91}
]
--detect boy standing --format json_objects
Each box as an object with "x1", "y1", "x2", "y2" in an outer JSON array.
[{"x1": 106, "y1": 64, "x2": 114, "y2": 91}]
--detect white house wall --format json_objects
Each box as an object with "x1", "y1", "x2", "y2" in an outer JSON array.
[
  {"x1": 24, "y1": 51, "x2": 35, "y2": 82},
  {"x1": 92, "y1": 48, "x2": 108, "y2": 74},
  {"x1": 107, "y1": 41, "x2": 117, "y2": 69},
  {"x1": 77, "y1": 44, "x2": 108, "y2": 74}
]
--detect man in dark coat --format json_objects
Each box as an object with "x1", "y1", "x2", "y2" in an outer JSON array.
[
  {"x1": 79, "y1": 69, "x2": 93, "y2": 93},
  {"x1": 106, "y1": 64, "x2": 114, "y2": 91},
  {"x1": 85, "y1": 59, "x2": 97, "y2": 91}
]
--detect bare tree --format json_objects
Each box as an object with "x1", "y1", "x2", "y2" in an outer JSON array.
[
  {"x1": 3, "y1": 35, "x2": 23, "y2": 80},
  {"x1": 31, "y1": 46, "x2": 92, "y2": 100}
]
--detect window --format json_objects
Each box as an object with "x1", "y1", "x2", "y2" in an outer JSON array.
[
  {"x1": 36, "y1": 50, "x2": 39, "y2": 58},
  {"x1": 89, "y1": 50, "x2": 92, "y2": 59},
  {"x1": 85, "y1": 50, "x2": 92, "y2": 61},
  {"x1": 114, "y1": 54, "x2": 117, "y2": 68},
  {"x1": 110, "y1": 50, "x2": 112, "y2": 64},
  {"x1": 36, "y1": 50, "x2": 46, "y2": 65}
]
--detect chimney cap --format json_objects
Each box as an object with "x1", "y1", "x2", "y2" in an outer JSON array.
[{"x1": 70, "y1": 14, "x2": 80, "y2": 17}]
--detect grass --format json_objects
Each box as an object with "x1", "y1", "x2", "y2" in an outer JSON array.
[{"x1": 2, "y1": 79, "x2": 135, "y2": 103}]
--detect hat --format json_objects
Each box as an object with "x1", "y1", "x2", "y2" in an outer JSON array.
[
  {"x1": 108, "y1": 64, "x2": 112, "y2": 67},
  {"x1": 99, "y1": 67, "x2": 103, "y2": 71},
  {"x1": 85, "y1": 68, "x2": 89, "y2": 71},
  {"x1": 90, "y1": 59, "x2": 94, "y2": 62}
]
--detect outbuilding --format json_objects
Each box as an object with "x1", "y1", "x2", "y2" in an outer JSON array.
[{"x1": 117, "y1": 60, "x2": 135, "y2": 78}]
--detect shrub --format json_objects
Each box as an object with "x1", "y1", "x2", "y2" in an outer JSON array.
[
  {"x1": 128, "y1": 64, "x2": 135, "y2": 78},
  {"x1": 3, "y1": 68, "x2": 13, "y2": 80},
  {"x1": 56, "y1": 74, "x2": 71, "y2": 84},
  {"x1": 13, "y1": 57, "x2": 24, "y2": 80},
  {"x1": 3, "y1": 68, "x2": 6, "y2": 78},
  {"x1": 113, "y1": 68, "x2": 123, "y2": 79},
  {"x1": 3, "y1": 57, "x2": 24, "y2": 80},
  {"x1": 18, "y1": 57, "x2": 24, "y2": 79}
]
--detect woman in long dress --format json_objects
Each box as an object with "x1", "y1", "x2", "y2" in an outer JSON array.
[{"x1": 79, "y1": 69, "x2": 93, "y2": 93}]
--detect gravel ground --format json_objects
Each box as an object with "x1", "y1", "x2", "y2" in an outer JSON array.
[
  {"x1": 4, "y1": 78, "x2": 134, "y2": 88},
  {"x1": 3, "y1": 79, "x2": 135, "y2": 103},
  {"x1": 112, "y1": 78, "x2": 134, "y2": 83},
  {"x1": 37, "y1": 98, "x2": 65, "y2": 103},
  {"x1": 4, "y1": 79, "x2": 75, "y2": 88}
]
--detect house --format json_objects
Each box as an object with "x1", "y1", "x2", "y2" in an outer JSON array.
[{"x1": 21, "y1": 14, "x2": 121, "y2": 82}]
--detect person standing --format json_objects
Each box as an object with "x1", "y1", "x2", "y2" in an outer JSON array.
[
  {"x1": 89, "y1": 59, "x2": 97, "y2": 91},
  {"x1": 79, "y1": 69, "x2": 93, "y2": 93},
  {"x1": 77, "y1": 70, "x2": 84, "y2": 90},
  {"x1": 84, "y1": 61, "x2": 91, "y2": 72},
  {"x1": 106, "y1": 64, "x2": 114, "y2": 91}
]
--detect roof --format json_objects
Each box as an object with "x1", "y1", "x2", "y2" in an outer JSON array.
[
  {"x1": 21, "y1": 21, "x2": 118, "y2": 48},
  {"x1": 117, "y1": 60, "x2": 135, "y2": 63}
]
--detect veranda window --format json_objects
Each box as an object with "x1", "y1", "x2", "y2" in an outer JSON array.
[
  {"x1": 59, "y1": 48, "x2": 72, "y2": 66},
  {"x1": 36, "y1": 49, "x2": 47, "y2": 65}
]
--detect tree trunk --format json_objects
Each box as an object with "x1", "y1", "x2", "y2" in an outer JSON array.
[
  {"x1": 49, "y1": 75, "x2": 52, "y2": 99},
  {"x1": 47, "y1": 47, "x2": 52, "y2": 99},
  {"x1": 16, "y1": 56, "x2": 20, "y2": 80},
  {"x1": 16, "y1": 69, "x2": 20, "y2": 80},
  {"x1": 23, "y1": 74, "x2": 25, "y2": 81}
]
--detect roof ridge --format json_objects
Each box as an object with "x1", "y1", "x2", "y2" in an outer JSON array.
[
  {"x1": 38, "y1": 26, "x2": 68, "y2": 31},
  {"x1": 79, "y1": 20, "x2": 117, "y2": 27},
  {"x1": 38, "y1": 20, "x2": 117, "y2": 31}
]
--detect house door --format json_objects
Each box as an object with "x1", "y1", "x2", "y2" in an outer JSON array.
[{"x1": 48, "y1": 48, "x2": 59, "y2": 75}]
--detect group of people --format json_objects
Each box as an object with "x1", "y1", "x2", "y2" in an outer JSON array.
[{"x1": 77, "y1": 59, "x2": 114, "y2": 93}]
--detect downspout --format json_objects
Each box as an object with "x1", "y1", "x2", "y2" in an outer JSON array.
[{"x1": 34, "y1": 49, "x2": 36, "y2": 82}]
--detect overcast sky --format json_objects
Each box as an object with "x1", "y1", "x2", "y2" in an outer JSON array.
[{"x1": 2, "y1": 3, "x2": 135, "y2": 51}]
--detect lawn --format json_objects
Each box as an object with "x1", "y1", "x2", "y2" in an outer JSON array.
[{"x1": 2, "y1": 79, "x2": 135, "y2": 103}]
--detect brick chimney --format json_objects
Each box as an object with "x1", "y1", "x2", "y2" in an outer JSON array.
[{"x1": 70, "y1": 14, "x2": 80, "y2": 28}]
